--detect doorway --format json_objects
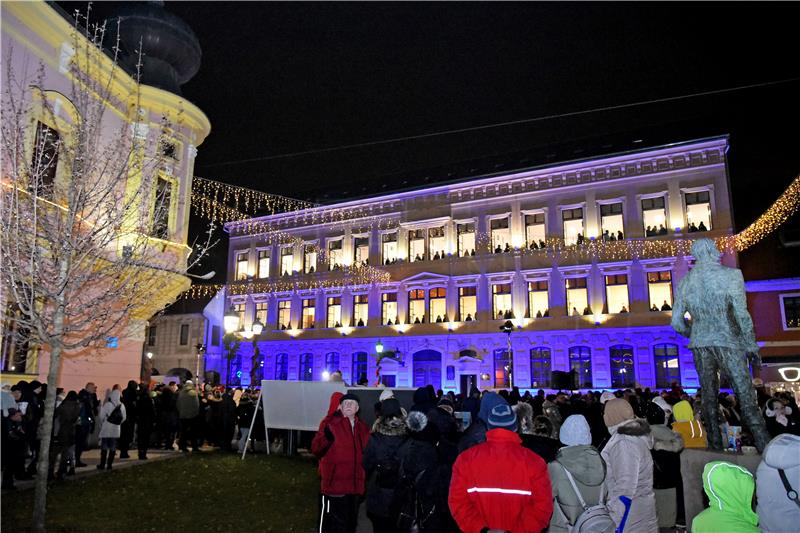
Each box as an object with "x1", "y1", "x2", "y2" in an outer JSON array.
[
  {"x1": 460, "y1": 374, "x2": 478, "y2": 395},
  {"x1": 413, "y1": 349, "x2": 442, "y2": 389}
]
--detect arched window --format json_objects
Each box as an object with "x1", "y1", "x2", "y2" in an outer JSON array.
[
  {"x1": 325, "y1": 352, "x2": 340, "y2": 373},
  {"x1": 653, "y1": 343, "x2": 681, "y2": 388},
  {"x1": 610, "y1": 345, "x2": 635, "y2": 388},
  {"x1": 352, "y1": 352, "x2": 368, "y2": 385},
  {"x1": 299, "y1": 353, "x2": 313, "y2": 381},
  {"x1": 493, "y1": 348, "x2": 510, "y2": 389},
  {"x1": 530, "y1": 347, "x2": 551, "y2": 388},
  {"x1": 412, "y1": 349, "x2": 442, "y2": 389},
  {"x1": 275, "y1": 353, "x2": 288, "y2": 381},
  {"x1": 568, "y1": 346, "x2": 592, "y2": 388}
]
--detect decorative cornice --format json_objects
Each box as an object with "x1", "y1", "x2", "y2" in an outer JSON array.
[{"x1": 745, "y1": 278, "x2": 800, "y2": 293}]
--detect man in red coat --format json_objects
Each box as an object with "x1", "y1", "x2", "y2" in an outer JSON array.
[
  {"x1": 312, "y1": 392, "x2": 371, "y2": 533},
  {"x1": 449, "y1": 403, "x2": 553, "y2": 533}
]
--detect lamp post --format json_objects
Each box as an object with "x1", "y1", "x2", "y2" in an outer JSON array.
[
  {"x1": 500, "y1": 320, "x2": 514, "y2": 389},
  {"x1": 195, "y1": 343, "x2": 206, "y2": 385}
]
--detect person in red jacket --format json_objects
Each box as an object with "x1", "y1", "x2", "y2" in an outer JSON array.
[
  {"x1": 312, "y1": 392, "x2": 371, "y2": 533},
  {"x1": 449, "y1": 403, "x2": 553, "y2": 533}
]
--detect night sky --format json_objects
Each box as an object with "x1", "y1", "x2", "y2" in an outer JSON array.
[{"x1": 57, "y1": 2, "x2": 800, "y2": 281}]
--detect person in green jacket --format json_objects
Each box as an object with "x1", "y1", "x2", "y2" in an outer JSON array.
[{"x1": 692, "y1": 460, "x2": 758, "y2": 533}]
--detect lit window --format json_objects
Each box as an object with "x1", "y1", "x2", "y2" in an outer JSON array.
[
  {"x1": 530, "y1": 347, "x2": 551, "y2": 388},
  {"x1": 408, "y1": 289, "x2": 425, "y2": 324},
  {"x1": 566, "y1": 278, "x2": 589, "y2": 316},
  {"x1": 352, "y1": 352, "x2": 368, "y2": 385},
  {"x1": 492, "y1": 284, "x2": 512, "y2": 320},
  {"x1": 648, "y1": 271, "x2": 673, "y2": 311},
  {"x1": 257, "y1": 249, "x2": 270, "y2": 278},
  {"x1": 31, "y1": 121, "x2": 60, "y2": 195},
  {"x1": 254, "y1": 302, "x2": 267, "y2": 325},
  {"x1": 654, "y1": 343, "x2": 681, "y2": 388},
  {"x1": 303, "y1": 244, "x2": 317, "y2": 274},
  {"x1": 277, "y1": 300, "x2": 291, "y2": 330},
  {"x1": 353, "y1": 294, "x2": 369, "y2": 326},
  {"x1": 235, "y1": 251, "x2": 249, "y2": 281},
  {"x1": 527, "y1": 280, "x2": 549, "y2": 318},
  {"x1": 525, "y1": 213, "x2": 546, "y2": 249},
  {"x1": 562, "y1": 208, "x2": 584, "y2": 245},
  {"x1": 429, "y1": 287, "x2": 447, "y2": 322},
  {"x1": 457, "y1": 222, "x2": 476, "y2": 257},
  {"x1": 685, "y1": 191, "x2": 713, "y2": 232},
  {"x1": 494, "y1": 348, "x2": 510, "y2": 388},
  {"x1": 490, "y1": 218, "x2": 511, "y2": 252},
  {"x1": 152, "y1": 177, "x2": 173, "y2": 239},
  {"x1": 428, "y1": 227, "x2": 446, "y2": 260},
  {"x1": 275, "y1": 353, "x2": 288, "y2": 380},
  {"x1": 381, "y1": 293, "x2": 398, "y2": 325},
  {"x1": 299, "y1": 353, "x2": 313, "y2": 381},
  {"x1": 280, "y1": 246, "x2": 293, "y2": 276},
  {"x1": 328, "y1": 239, "x2": 343, "y2": 270},
  {"x1": 782, "y1": 295, "x2": 800, "y2": 329},
  {"x1": 600, "y1": 203, "x2": 624, "y2": 241},
  {"x1": 326, "y1": 297, "x2": 342, "y2": 328},
  {"x1": 408, "y1": 229, "x2": 426, "y2": 262},
  {"x1": 642, "y1": 196, "x2": 667, "y2": 236},
  {"x1": 325, "y1": 352, "x2": 340, "y2": 373},
  {"x1": 381, "y1": 232, "x2": 398, "y2": 264},
  {"x1": 354, "y1": 236, "x2": 369, "y2": 266},
  {"x1": 569, "y1": 346, "x2": 592, "y2": 388},
  {"x1": 610, "y1": 344, "x2": 635, "y2": 388},
  {"x1": 302, "y1": 299, "x2": 316, "y2": 329},
  {"x1": 605, "y1": 274, "x2": 630, "y2": 314},
  {"x1": 458, "y1": 286, "x2": 477, "y2": 321},
  {"x1": 234, "y1": 303, "x2": 246, "y2": 329}
]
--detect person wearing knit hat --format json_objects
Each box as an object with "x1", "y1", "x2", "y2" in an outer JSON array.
[
  {"x1": 672, "y1": 399, "x2": 707, "y2": 449},
  {"x1": 458, "y1": 391, "x2": 508, "y2": 453},
  {"x1": 601, "y1": 398, "x2": 658, "y2": 532},
  {"x1": 378, "y1": 388, "x2": 394, "y2": 402},
  {"x1": 487, "y1": 404, "x2": 517, "y2": 430},
  {"x1": 651, "y1": 396, "x2": 673, "y2": 418},
  {"x1": 600, "y1": 391, "x2": 615, "y2": 405},
  {"x1": 548, "y1": 414, "x2": 607, "y2": 533}
]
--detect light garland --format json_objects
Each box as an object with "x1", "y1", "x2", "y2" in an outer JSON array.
[
  {"x1": 734, "y1": 175, "x2": 800, "y2": 251},
  {"x1": 192, "y1": 176, "x2": 317, "y2": 218}
]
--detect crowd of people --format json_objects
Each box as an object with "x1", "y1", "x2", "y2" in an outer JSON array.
[{"x1": 313, "y1": 382, "x2": 800, "y2": 533}]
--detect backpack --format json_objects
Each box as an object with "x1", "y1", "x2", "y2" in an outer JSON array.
[
  {"x1": 395, "y1": 469, "x2": 435, "y2": 533},
  {"x1": 375, "y1": 455, "x2": 401, "y2": 489},
  {"x1": 556, "y1": 463, "x2": 615, "y2": 533},
  {"x1": 107, "y1": 404, "x2": 124, "y2": 425}
]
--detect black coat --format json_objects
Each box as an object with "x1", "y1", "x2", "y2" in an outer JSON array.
[
  {"x1": 520, "y1": 434, "x2": 561, "y2": 463},
  {"x1": 362, "y1": 417, "x2": 408, "y2": 517},
  {"x1": 457, "y1": 419, "x2": 487, "y2": 454},
  {"x1": 236, "y1": 399, "x2": 255, "y2": 429}
]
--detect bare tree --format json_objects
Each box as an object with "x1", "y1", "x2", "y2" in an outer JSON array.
[{"x1": 1, "y1": 11, "x2": 212, "y2": 531}]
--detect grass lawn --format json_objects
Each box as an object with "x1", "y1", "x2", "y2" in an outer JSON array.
[{"x1": 2, "y1": 452, "x2": 320, "y2": 532}]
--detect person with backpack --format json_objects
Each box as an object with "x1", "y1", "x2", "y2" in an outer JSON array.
[
  {"x1": 671, "y1": 399, "x2": 707, "y2": 449},
  {"x1": 548, "y1": 414, "x2": 614, "y2": 533},
  {"x1": 692, "y1": 461, "x2": 758, "y2": 533},
  {"x1": 756, "y1": 433, "x2": 800, "y2": 532},
  {"x1": 362, "y1": 398, "x2": 408, "y2": 533},
  {"x1": 96, "y1": 389, "x2": 126, "y2": 470},
  {"x1": 449, "y1": 403, "x2": 553, "y2": 533},
  {"x1": 646, "y1": 401, "x2": 684, "y2": 532}
]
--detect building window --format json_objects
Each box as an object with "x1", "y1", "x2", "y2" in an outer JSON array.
[
  {"x1": 492, "y1": 283, "x2": 512, "y2": 320},
  {"x1": 210, "y1": 325, "x2": 220, "y2": 347},
  {"x1": 408, "y1": 289, "x2": 425, "y2": 324},
  {"x1": 382, "y1": 293, "x2": 398, "y2": 325},
  {"x1": 605, "y1": 274, "x2": 630, "y2": 314},
  {"x1": 235, "y1": 251, "x2": 249, "y2": 281},
  {"x1": 569, "y1": 346, "x2": 592, "y2": 388},
  {"x1": 303, "y1": 244, "x2": 317, "y2": 274},
  {"x1": 490, "y1": 217, "x2": 511, "y2": 253},
  {"x1": 257, "y1": 249, "x2": 270, "y2": 278},
  {"x1": 280, "y1": 246, "x2": 294, "y2": 276},
  {"x1": 429, "y1": 287, "x2": 447, "y2": 322},
  {"x1": 254, "y1": 302, "x2": 268, "y2": 326},
  {"x1": 566, "y1": 278, "x2": 589, "y2": 316},
  {"x1": 299, "y1": 353, "x2": 313, "y2": 381},
  {"x1": 32, "y1": 121, "x2": 60, "y2": 194},
  {"x1": 428, "y1": 227, "x2": 446, "y2": 260},
  {"x1": 408, "y1": 229, "x2": 426, "y2": 262},
  {"x1": 301, "y1": 299, "x2": 316, "y2": 329},
  {"x1": 600, "y1": 203, "x2": 624, "y2": 241},
  {"x1": 354, "y1": 236, "x2": 369, "y2": 266},
  {"x1": 458, "y1": 286, "x2": 477, "y2": 321},
  {"x1": 352, "y1": 352, "x2": 368, "y2": 385},
  {"x1": 525, "y1": 213, "x2": 546, "y2": 249},
  {"x1": 685, "y1": 190, "x2": 712, "y2": 232},
  {"x1": 528, "y1": 280, "x2": 549, "y2": 318},
  {"x1": 782, "y1": 295, "x2": 800, "y2": 329},
  {"x1": 234, "y1": 303, "x2": 246, "y2": 330},
  {"x1": 494, "y1": 348, "x2": 510, "y2": 389},
  {"x1": 562, "y1": 208, "x2": 584, "y2": 245},
  {"x1": 147, "y1": 326, "x2": 157, "y2": 346},
  {"x1": 457, "y1": 222, "x2": 476, "y2": 257},
  {"x1": 275, "y1": 353, "x2": 288, "y2": 380},
  {"x1": 353, "y1": 294, "x2": 368, "y2": 326},
  {"x1": 382, "y1": 232, "x2": 398, "y2": 265},
  {"x1": 325, "y1": 352, "x2": 340, "y2": 373},
  {"x1": 530, "y1": 347, "x2": 551, "y2": 388},
  {"x1": 326, "y1": 297, "x2": 342, "y2": 328},
  {"x1": 328, "y1": 239, "x2": 343, "y2": 270},
  {"x1": 610, "y1": 344, "x2": 635, "y2": 388},
  {"x1": 653, "y1": 343, "x2": 681, "y2": 388},
  {"x1": 648, "y1": 271, "x2": 673, "y2": 311},
  {"x1": 151, "y1": 177, "x2": 173, "y2": 239},
  {"x1": 642, "y1": 196, "x2": 668, "y2": 236},
  {"x1": 179, "y1": 324, "x2": 189, "y2": 345},
  {"x1": 277, "y1": 300, "x2": 291, "y2": 330}
]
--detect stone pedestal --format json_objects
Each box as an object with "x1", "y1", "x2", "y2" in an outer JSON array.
[{"x1": 680, "y1": 448, "x2": 762, "y2": 532}]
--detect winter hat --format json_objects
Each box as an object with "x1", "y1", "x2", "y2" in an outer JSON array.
[
  {"x1": 652, "y1": 396, "x2": 672, "y2": 416},
  {"x1": 381, "y1": 398, "x2": 402, "y2": 419},
  {"x1": 603, "y1": 398, "x2": 635, "y2": 428},
  {"x1": 560, "y1": 415, "x2": 592, "y2": 446},
  {"x1": 406, "y1": 410, "x2": 428, "y2": 432},
  {"x1": 339, "y1": 393, "x2": 360, "y2": 404},
  {"x1": 646, "y1": 402, "x2": 666, "y2": 425},
  {"x1": 379, "y1": 388, "x2": 395, "y2": 402},
  {"x1": 478, "y1": 392, "x2": 508, "y2": 423},
  {"x1": 673, "y1": 400, "x2": 694, "y2": 422},
  {"x1": 487, "y1": 403, "x2": 518, "y2": 430},
  {"x1": 185, "y1": 380, "x2": 194, "y2": 385},
  {"x1": 599, "y1": 391, "x2": 615, "y2": 405}
]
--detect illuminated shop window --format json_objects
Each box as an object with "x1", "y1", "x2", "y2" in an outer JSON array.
[
  {"x1": 654, "y1": 343, "x2": 681, "y2": 388},
  {"x1": 458, "y1": 286, "x2": 477, "y2": 321},
  {"x1": 562, "y1": 208, "x2": 584, "y2": 245},
  {"x1": 648, "y1": 271, "x2": 673, "y2": 311},
  {"x1": 569, "y1": 346, "x2": 592, "y2": 388},
  {"x1": 610, "y1": 344, "x2": 635, "y2": 388},
  {"x1": 642, "y1": 196, "x2": 668, "y2": 236},
  {"x1": 600, "y1": 203, "x2": 624, "y2": 241},
  {"x1": 566, "y1": 278, "x2": 589, "y2": 316},
  {"x1": 457, "y1": 222, "x2": 476, "y2": 257},
  {"x1": 605, "y1": 274, "x2": 630, "y2": 314},
  {"x1": 528, "y1": 280, "x2": 549, "y2": 318},
  {"x1": 685, "y1": 191, "x2": 712, "y2": 232},
  {"x1": 326, "y1": 297, "x2": 342, "y2": 328},
  {"x1": 301, "y1": 299, "x2": 316, "y2": 329}
]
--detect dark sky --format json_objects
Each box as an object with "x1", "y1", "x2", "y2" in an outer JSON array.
[{"x1": 57, "y1": 2, "x2": 800, "y2": 281}]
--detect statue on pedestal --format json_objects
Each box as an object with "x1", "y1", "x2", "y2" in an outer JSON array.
[{"x1": 671, "y1": 239, "x2": 770, "y2": 452}]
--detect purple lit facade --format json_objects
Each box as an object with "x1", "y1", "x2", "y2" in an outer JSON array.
[{"x1": 205, "y1": 137, "x2": 735, "y2": 393}]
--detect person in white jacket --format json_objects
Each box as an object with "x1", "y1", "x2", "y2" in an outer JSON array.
[
  {"x1": 97, "y1": 389, "x2": 126, "y2": 470},
  {"x1": 756, "y1": 433, "x2": 800, "y2": 533}
]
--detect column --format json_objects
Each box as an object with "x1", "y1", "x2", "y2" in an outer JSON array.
[
  {"x1": 667, "y1": 180, "x2": 684, "y2": 231},
  {"x1": 628, "y1": 260, "x2": 647, "y2": 313},
  {"x1": 510, "y1": 200, "x2": 523, "y2": 248},
  {"x1": 584, "y1": 191, "x2": 599, "y2": 239}
]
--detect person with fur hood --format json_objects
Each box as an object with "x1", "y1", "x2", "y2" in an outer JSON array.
[
  {"x1": 756, "y1": 433, "x2": 800, "y2": 533},
  {"x1": 514, "y1": 401, "x2": 561, "y2": 462},
  {"x1": 601, "y1": 398, "x2": 658, "y2": 532},
  {"x1": 646, "y1": 401, "x2": 685, "y2": 531},
  {"x1": 362, "y1": 398, "x2": 408, "y2": 533}
]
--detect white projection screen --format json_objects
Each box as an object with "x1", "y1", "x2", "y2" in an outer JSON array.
[{"x1": 260, "y1": 380, "x2": 347, "y2": 431}]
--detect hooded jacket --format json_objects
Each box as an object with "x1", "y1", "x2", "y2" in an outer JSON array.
[
  {"x1": 458, "y1": 392, "x2": 506, "y2": 453},
  {"x1": 671, "y1": 400, "x2": 707, "y2": 448},
  {"x1": 176, "y1": 384, "x2": 199, "y2": 420},
  {"x1": 362, "y1": 415, "x2": 408, "y2": 517},
  {"x1": 548, "y1": 445, "x2": 606, "y2": 533},
  {"x1": 650, "y1": 424, "x2": 684, "y2": 489},
  {"x1": 692, "y1": 461, "x2": 758, "y2": 533},
  {"x1": 98, "y1": 390, "x2": 126, "y2": 439},
  {"x1": 756, "y1": 433, "x2": 800, "y2": 533}
]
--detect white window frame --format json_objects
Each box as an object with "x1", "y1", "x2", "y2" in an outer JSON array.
[
  {"x1": 780, "y1": 292, "x2": 800, "y2": 331},
  {"x1": 327, "y1": 237, "x2": 344, "y2": 271},
  {"x1": 234, "y1": 250, "x2": 250, "y2": 281},
  {"x1": 303, "y1": 241, "x2": 318, "y2": 274},
  {"x1": 560, "y1": 203, "x2": 585, "y2": 245},
  {"x1": 681, "y1": 185, "x2": 715, "y2": 232},
  {"x1": 639, "y1": 191, "x2": 670, "y2": 235},
  {"x1": 487, "y1": 213, "x2": 512, "y2": 252},
  {"x1": 597, "y1": 198, "x2": 625, "y2": 240},
  {"x1": 521, "y1": 209, "x2": 547, "y2": 248},
  {"x1": 256, "y1": 247, "x2": 270, "y2": 279},
  {"x1": 454, "y1": 218, "x2": 477, "y2": 257}
]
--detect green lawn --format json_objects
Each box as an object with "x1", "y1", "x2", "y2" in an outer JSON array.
[{"x1": 2, "y1": 452, "x2": 320, "y2": 532}]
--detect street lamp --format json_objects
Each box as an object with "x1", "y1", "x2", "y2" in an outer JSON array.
[
  {"x1": 195, "y1": 343, "x2": 205, "y2": 385},
  {"x1": 224, "y1": 306, "x2": 240, "y2": 333},
  {"x1": 499, "y1": 320, "x2": 514, "y2": 389},
  {"x1": 252, "y1": 318, "x2": 264, "y2": 336},
  {"x1": 375, "y1": 339, "x2": 384, "y2": 354}
]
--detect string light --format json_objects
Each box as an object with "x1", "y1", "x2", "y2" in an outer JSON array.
[
  {"x1": 734, "y1": 175, "x2": 800, "y2": 251},
  {"x1": 192, "y1": 176, "x2": 317, "y2": 218}
]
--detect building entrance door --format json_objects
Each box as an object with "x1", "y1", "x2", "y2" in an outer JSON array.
[
  {"x1": 412, "y1": 349, "x2": 442, "y2": 389},
  {"x1": 460, "y1": 374, "x2": 478, "y2": 395}
]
